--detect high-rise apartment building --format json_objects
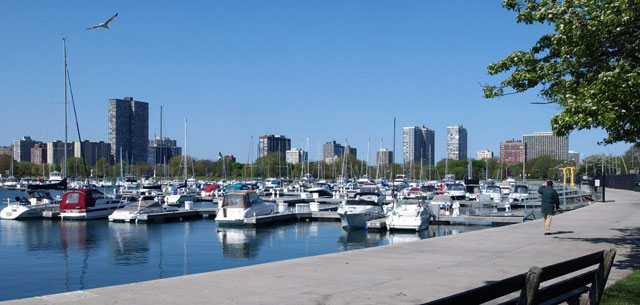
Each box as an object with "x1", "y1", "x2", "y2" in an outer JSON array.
[
  {"x1": 376, "y1": 148, "x2": 394, "y2": 166},
  {"x1": 286, "y1": 148, "x2": 308, "y2": 164},
  {"x1": 258, "y1": 135, "x2": 291, "y2": 161},
  {"x1": 13, "y1": 136, "x2": 41, "y2": 162},
  {"x1": 108, "y1": 97, "x2": 149, "y2": 164},
  {"x1": 30, "y1": 143, "x2": 47, "y2": 165},
  {"x1": 477, "y1": 150, "x2": 493, "y2": 160},
  {"x1": 0, "y1": 146, "x2": 13, "y2": 157},
  {"x1": 568, "y1": 151, "x2": 580, "y2": 163},
  {"x1": 47, "y1": 141, "x2": 74, "y2": 166},
  {"x1": 322, "y1": 140, "x2": 357, "y2": 163},
  {"x1": 148, "y1": 137, "x2": 182, "y2": 164},
  {"x1": 402, "y1": 125, "x2": 435, "y2": 166},
  {"x1": 500, "y1": 140, "x2": 525, "y2": 165},
  {"x1": 73, "y1": 141, "x2": 111, "y2": 166},
  {"x1": 522, "y1": 132, "x2": 568, "y2": 161},
  {"x1": 447, "y1": 125, "x2": 468, "y2": 161}
]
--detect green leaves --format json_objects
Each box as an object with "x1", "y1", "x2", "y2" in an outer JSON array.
[{"x1": 486, "y1": 0, "x2": 640, "y2": 144}]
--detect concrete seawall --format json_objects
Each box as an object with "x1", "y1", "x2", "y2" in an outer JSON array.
[{"x1": 5, "y1": 188, "x2": 639, "y2": 305}]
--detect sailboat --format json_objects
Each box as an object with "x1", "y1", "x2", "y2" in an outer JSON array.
[{"x1": 166, "y1": 117, "x2": 197, "y2": 206}]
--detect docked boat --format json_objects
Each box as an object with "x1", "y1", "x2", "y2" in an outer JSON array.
[
  {"x1": 386, "y1": 198, "x2": 432, "y2": 231},
  {"x1": 509, "y1": 184, "x2": 530, "y2": 202},
  {"x1": 337, "y1": 184, "x2": 385, "y2": 229},
  {"x1": 215, "y1": 191, "x2": 275, "y2": 225},
  {"x1": 108, "y1": 193, "x2": 178, "y2": 222},
  {"x1": 445, "y1": 183, "x2": 467, "y2": 200},
  {"x1": 482, "y1": 185, "x2": 503, "y2": 203},
  {"x1": 0, "y1": 190, "x2": 60, "y2": 220},
  {"x1": 59, "y1": 189, "x2": 126, "y2": 220}
]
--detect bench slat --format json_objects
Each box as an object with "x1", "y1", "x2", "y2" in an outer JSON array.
[{"x1": 422, "y1": 273, "x2": 526, "y2": 305}]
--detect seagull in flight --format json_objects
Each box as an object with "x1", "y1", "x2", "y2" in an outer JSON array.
[{"x1": 87, "y1": 13, "x2": 118, "y2": 30}]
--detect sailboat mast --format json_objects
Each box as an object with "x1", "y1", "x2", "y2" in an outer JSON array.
[
  {"x1": 183, "y1": 117, "x2": 187, "y2": 181},
  {"x1": 63, "y1": 38, "x2": 68, "y2": 177}
]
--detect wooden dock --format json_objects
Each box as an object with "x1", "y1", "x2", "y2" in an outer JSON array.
[
  {"x1": 366, "y1": 214, "x2": 523, "y2": 232},
  {"x1": 135, "y1": 208, "x2": 219, "y2": 223}
]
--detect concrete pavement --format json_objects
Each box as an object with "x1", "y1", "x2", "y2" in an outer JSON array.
[{"x1": 5, "y1": 188, "x2": 639, "y2": 305}]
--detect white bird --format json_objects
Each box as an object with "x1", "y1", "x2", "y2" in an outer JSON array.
[{"x1": 87, "y1": 13, "x2": 118, "y2": 30}]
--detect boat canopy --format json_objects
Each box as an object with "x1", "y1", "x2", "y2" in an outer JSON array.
[
  {"x1": 203, "y1": 184, "x2": 220, "y2": 192},
  {"x1": 221, "y1": 191, "x2": 262, "y2": 209},
  {"x1": 61, "y1": 189, "x2": 103, "y2": 209}
]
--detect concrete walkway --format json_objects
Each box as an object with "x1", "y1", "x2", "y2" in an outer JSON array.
[{"x1": 6, "y1": 188, "x2": 639, "y2": 305}]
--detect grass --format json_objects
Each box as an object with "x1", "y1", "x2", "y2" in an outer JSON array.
[{"x1": 600, "y1": 269, "x2": 640, "y2": 305}]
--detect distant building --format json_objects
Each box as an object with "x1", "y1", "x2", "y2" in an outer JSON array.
[
  {"x1": 447, "y1": 125, "x2": 468, "y2": 161},
  {"x1": 0, "y1": 146, "x2": 12, "y2": 157},
  {"x1": 376, "y1": 148, "x2": 394, "y2": 166},
  {"x1": 258, "y1": 135, "x2": 291, "y2": 161},
  {"x1": 13, "y1": 136, "x2": 42, "y2": 162},
  {"x1": 30, "y1": 143, "x2": 47, "y2": 165},
  {"x1": 47, "y1": 141, "x2": 74, "y2": 166},
  {"x1": 568, "y1": 151, "x2": 580, "y2": 163},
  {"x1": 286, "y1": 148, "x2": 308, "y2": 164},
  {"x1": 108, "y1": 97, "x2": 149, "y2": 164},
  {"x1": 522, "y1": 132, "x2": 568, "y2": 161},
  {"x1": 402, "y1": 125, "x2": 435, "y2": 166},
  {"x1": 148, "y1": 137, "x2": 182, "y2": 164},
  {"x1": 73, "y1": 141, "x2": 111, "y2": 166},
  {"x1": 477, "y1": 150, "x2": 493, "y2": 160},
  {"x1": 500, "y1": 140, "x2": 525, "y2": 166},
  {"x1": 322, "y1": 140, "x2": 357, "y2": 163},
  {"x1": 224, "y1": 155, "x2": 236, "y2": 162}
]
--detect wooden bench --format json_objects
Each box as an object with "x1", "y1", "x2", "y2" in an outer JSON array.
[{"x1": 423, "y1": 248, "x2": 616, "y2": 305}]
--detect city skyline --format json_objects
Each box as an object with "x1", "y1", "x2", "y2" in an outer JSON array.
[{"x1": 0, "y1": 1, "x2": 634, "y2": 164}]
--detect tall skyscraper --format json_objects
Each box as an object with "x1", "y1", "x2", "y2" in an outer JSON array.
[
  {"x1": 447, "y1": 124, "x2": 468, "y2": 161},
  {"x1": 258, "y1": 135, "x2": 291, "y2": 161},
  {"x1": 500, "y1": 140, "x2": 526, "y2": 165},
  {"x1": 108, "y1": 97, "x2": 149, "y2": 164},
  {"x1": 522, "y1": 132, "x2": 568, "y2": 161},
  {"x1": 402, "y1": 125, "x2": 435, "y2": 166}
]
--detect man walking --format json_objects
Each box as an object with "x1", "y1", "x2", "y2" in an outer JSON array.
[{"x1": 538, "y1": 180, "x2": 560, "y2": 235}]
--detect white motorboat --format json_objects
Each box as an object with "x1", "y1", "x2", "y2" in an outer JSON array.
[
  {"x1": 509, "y1": 184, "x2": 530, "y2": 202},
  {"x1": 482, "y1": 185, "x2": 503, "y2": 202},
  {"x1": 445, "y1": 183, "x2": 467, "y2": 200},
  {"x1": 60, "y1": 189, "x2": 127, "y2": 220},
  {"x1": 215, "y1": 191, "x2": 275, "y2": 225},
  {"x1": 386, "y1": 198, "x2": 432, "y2": 231},
  {"x1": 0, "y1": 190, "x2": 60, "y2": 220},
  {"x1": 109, "y1": 193, "x2": 178, "y2": 222},
  {"x1": 337, "y1": 185, "x2": 385, "y2": 229}
]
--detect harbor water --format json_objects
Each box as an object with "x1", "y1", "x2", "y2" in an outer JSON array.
[{"x1": 0, "y1": 189, "x2": 485, "y2": 302}]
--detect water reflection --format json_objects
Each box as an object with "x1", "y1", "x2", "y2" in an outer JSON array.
[
  {"x1": 108, "y1": 222, "x2": 150, "y2": 266},
  {"x1": 338, "y1": 229, "x2": 385, "y2": 250},
  {"x1": 216, "y1": 227, "x2": 261, "y2": 258}
]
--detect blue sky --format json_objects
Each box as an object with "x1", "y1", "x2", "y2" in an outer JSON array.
[{"x1": 0, "y1": 1, "x2": 633, "y2": 163}]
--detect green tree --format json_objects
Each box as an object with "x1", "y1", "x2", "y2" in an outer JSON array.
[
  {"x1": 484, "y1": 0, "x2": 640, "y2": 144},
  {"x1": 0, "y1": 154, "x2": 14, "y2": 176},
  {"x1": 95, "y1": 158, "x2": 109, "y2": 177}
]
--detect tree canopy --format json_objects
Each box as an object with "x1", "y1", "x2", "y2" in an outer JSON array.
[{"x1": 484, "y1": 0, "x2": 640, "y2": 144}]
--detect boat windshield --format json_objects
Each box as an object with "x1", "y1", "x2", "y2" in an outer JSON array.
[
  {"x1": 223, "y1": 194, "x2": 245, "y2": 208},
  {"x1": 344, "y1": 199, "x2": 380, "y2": 206},
  {"x1": 447, "y1": 184, "x2": 465, "y2": 191},
  {"x1": 485, "y1": 186, "x2": 501, "y2": 193},
  {"x1": 397, "y1": 199, "x2": 422, "y2": 207},
  {"x1": 515, "y1": 185, "x2": 529, "y2": 193}
]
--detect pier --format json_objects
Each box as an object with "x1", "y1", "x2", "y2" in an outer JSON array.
[{"x1": 4, "y1": 188, "x2": 639, "y2": 305}]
